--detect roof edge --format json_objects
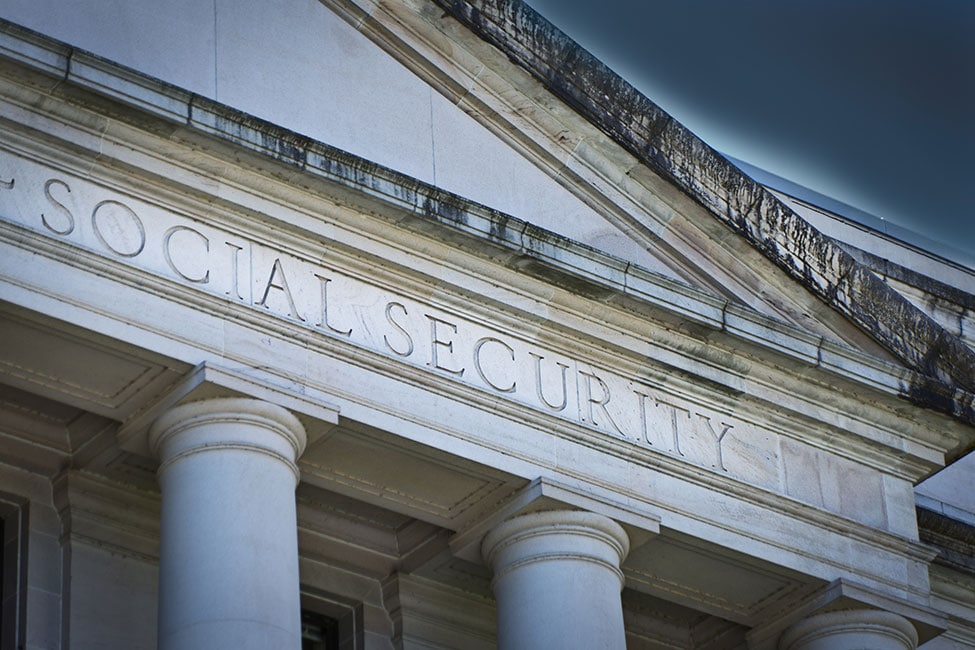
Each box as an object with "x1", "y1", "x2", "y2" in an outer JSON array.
[
  {"x1": 434, "y1": 0, "x2": 975, "y2": 398},
  {"x1": 728, "y1": 155, "x2": 975, "y2": 273}
]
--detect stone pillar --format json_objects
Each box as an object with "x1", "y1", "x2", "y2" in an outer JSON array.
[
  {"x1": 779, "y1": 609, "x2": 919, "y2": 650},
  {"x1": 149, "y1": 398, "x2": 307, "y2": 650},
  {"x1": 481, "y1": 510, "x2": 630, "y2": 650}
]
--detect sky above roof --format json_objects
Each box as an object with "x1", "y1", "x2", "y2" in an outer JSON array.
[{"x1": 525, "y1": 0, "x2": 974, "y2": 268}]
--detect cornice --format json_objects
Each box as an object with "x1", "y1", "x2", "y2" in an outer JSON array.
[
  {"x1": 840, "y1": 243, "x2": 975, "y2": 312},
  {"x1": 917, "y1": 505, "x2": 975, "y2": 576}
]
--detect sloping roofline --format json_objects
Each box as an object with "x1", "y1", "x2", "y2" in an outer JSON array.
[
  {"x1": 436, "y1": 0, "x2": 975, "y2": 404},
  {"x1": 728, "y1": 155, "x2": 975, "y2": 273}
]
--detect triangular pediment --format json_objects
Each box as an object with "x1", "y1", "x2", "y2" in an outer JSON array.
[
  {"x1": 1, "y1": 0, "x2": 971, "y2": 404},
  {"x1": 0, "y1": 0, "x2": 886, "y2": 350},
  {"x1": 305, "y1": 0, "x2": 975, "y2": 395},
  {"x1": 301, "y1": 0, "x2": 892, "y2": 355}
]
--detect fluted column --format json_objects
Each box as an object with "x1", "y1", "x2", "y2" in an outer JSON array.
[
  {"x1": 482, "y1": 510, "x2": 630, "y2": 650},
  {"x1": 780, "y1": 609, "x2": 919, "y2": 650},
  {"x1": 149, "y1": 398, "x2": 307, "y2": 650}
]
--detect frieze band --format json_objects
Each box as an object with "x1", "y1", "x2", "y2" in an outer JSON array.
[{"x1": 1, "y1": 148, "x2": 787, "y2": 487}]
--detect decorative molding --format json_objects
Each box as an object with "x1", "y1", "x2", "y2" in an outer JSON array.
[
  {"x1": 148, "y1": 396, "x2": 307, "y2": 482},
  {"x1": 481, "y1": 509, "x2": 630, "y2": 585},
  {"x1": 917, "y1": 505, "x2": 975, "y2": 575},
  {"x1": 117, "y1": 361, "x2": 339, "y2": 458},
  {"x1": 382, "y1": 573, "x2": 495, "y2": 650},
  {"x1": 450, "y1": 476, "x2": 658, "y2": 564},
  {"x1": 52, "y1": 469, "x2": 160, "y2": 561},
  {"x1": 0, "y1": 60, "x2": 966, "y2": 481}
]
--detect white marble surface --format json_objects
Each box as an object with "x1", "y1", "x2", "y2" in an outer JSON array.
[
  {"x1": 150, "y1": 398, "x2": 307, "y2": 650},
  {"x1": 0, "y1": 0, "x2": 668, "y2": 280}
]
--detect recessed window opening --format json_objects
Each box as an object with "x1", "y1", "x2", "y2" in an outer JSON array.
[{"x1": 301, "y1": 610, "x2": 339, "y2": 650}]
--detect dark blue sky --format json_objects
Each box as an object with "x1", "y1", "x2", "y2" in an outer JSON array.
[{"x1": 526, "y1": 0, "x2": 974, "y2": 267}]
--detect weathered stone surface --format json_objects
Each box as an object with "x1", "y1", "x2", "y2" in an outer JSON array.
[
  {"x1": 1, "y1": 4, "x2": 973, "y2": 646},
  {"x1": 435, "y1": 0, "x2": 975, "y2": 411}
]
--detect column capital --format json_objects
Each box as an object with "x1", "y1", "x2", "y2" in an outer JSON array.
[
  {"x1": 149, "y1": 397, "x2": 307, "y2": 483},
  {"x1": 482, "y1": 509, "x2": 631, "y2": 649},
  {"x1": 779, "y1": 609, "x2": 918, "y2": 650},
  {"x1": 117, "y1": 361, "x2": 337, "y2": 458},
  {"x1": 482, "y1": 509, "x2": 630, "y2": 588},
  {"x1": 746, "y1": 578, "x2": 946, "y2": 650},
  {"x1": 450, "y1": 476, "x2": 658, "y2": 564}
]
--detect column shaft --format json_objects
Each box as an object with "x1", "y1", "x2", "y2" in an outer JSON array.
[{"x1": 150, "y1": 398, "x2": 307, "y2": 650}]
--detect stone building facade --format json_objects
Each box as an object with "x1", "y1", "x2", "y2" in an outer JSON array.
[{"x1": 0, "y1": 1, "x2": 972, "y2": 648}]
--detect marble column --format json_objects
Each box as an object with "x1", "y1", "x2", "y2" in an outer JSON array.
[
  {"x1": 149, "y1": 398, "x2": 307, "y2": 650},
  {"x1": 481, "y1": 510, "x2": 630, "y2": 650},
  {"x1": 779, "y1": 609, "x2": 919, "y2": 650}
]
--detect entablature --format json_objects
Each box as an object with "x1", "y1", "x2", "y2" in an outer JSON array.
[{"x1": 0, "y1": 20, "x2": 971, "y2": 614}]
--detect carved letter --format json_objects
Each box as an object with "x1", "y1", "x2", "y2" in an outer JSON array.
[
  {"x1": 42, "y1": 179, "x2": 75, "y2": 235},
  {"x1": 426, "y1": 314, "x2": 464, "y2": 377},
  {"x1": 530, "y1": 352, "x2": 569, "y2": 411},
  {"x1": 314, "y1": 274, "x2": 352, "y2": 336},
  {"x1": 697, "y1": 414, "x2": 732, "y2": 472},
  {"x1": 225, "y1": 242, "x2": 244, "y2": 300},
  {"x1": 473, "y1": 337, "x2": 516, "y2": 393},
  {"x1": 384, "y1": 302, "x2": 414, "y2": 357},
  {"x1": 257, "y1": 258, "x2": 305, "y2": 321},
  {"x1": 634, "y1": 390, "x2": 653, "y2": 446},
  {"x1": 0, "y1": 175, "x2": 12, "y2": 190},
  {"x1": 91, "y1": 200, "x2": 146, "y2": 257},
  {"x1": 579, "y1": 370, "x2": 625, "y2": 436},
  {"x1": 654, "y1": 399, "x2": 689, "y2": 457},
  {"x1": 163, "y1": 225, "x2": 210, "y2": 283}
]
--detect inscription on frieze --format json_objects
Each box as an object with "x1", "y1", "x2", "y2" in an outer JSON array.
[{"x1": 0, "y1": 149, "x2": 793, "y2": 489}]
